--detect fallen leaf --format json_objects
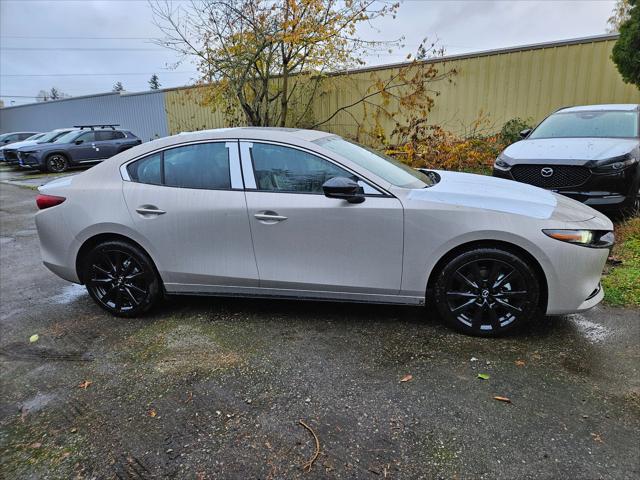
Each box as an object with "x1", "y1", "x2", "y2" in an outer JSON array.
[
  {"x1": 148, "y1": 408, "x2": 157, "y2": 418},
  {"x1": 29, "y1": 334, "x2": 39, "y2": 343},
  {"x1": 30, "y1": 442, "x2": 42, "y2": 449},
  {"x1": 78, "y1": 380, "x2": 92, "y2": 389},
  {"x1": 515, "y1": 360, "x2": 526, "y2": 367},
  {"x1": 477, "y1": 373, "x2": 490, "y2": 380},
  {"x1": 493, "y1": 396, "x2": 511, "y2": 403},
  {"x1": 591, "y1": 433, "x2": 604, "y2": 444},
  {"x1": 400, "y1": 374, "x2": 413, "y2": 383}
]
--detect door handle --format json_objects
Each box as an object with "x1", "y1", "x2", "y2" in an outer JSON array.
[
  {"x1": 254, "y1": 211, "x2": 287, "y2": 222},
  {"x1": 136, "y1": 206, "x2": 166, "y2": 216}
]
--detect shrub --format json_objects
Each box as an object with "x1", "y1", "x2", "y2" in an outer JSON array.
[{"x1": 499, "y1": 117, "x2": 534, "y2": 145}]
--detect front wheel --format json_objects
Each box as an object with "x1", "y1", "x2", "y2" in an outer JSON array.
[
  {"x1": 82, "y1": 240, "x2": 161, "y2": 317},
  {"x1": 433, "y1": 247, "x2": 541, "y2": 336},
  {"x1": 46, "y1": 153, "x2": 69, "y2": 173}
]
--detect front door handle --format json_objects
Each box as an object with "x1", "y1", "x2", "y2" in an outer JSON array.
[
  {"x1": 254, "y1": 211, "x2": 287, "y2": 223},
  {"x1": 136, "y1": 206, "x2": 166, "y2": 216}
]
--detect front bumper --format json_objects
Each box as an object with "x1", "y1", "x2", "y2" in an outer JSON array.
[
  {"x1": 18, "y1": 151, "x2": 42, "y2": 169},
  {"x1": 493, "y1": 162, "x2": 639, "y2": 212}
]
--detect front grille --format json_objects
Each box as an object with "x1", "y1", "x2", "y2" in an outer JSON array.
[
  {"x1": 511, "y1": 165, "x2": 591, "y2": 188},
  {"x1": 3, "y1": 150, "x2": 18, "y2": 162}
]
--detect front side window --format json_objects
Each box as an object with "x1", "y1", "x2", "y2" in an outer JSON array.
[
  {"x1": 126, "y1": 142, "x2": 231, "y2": 190},
  {"x1": 251, "y1": 143, "x2": 354, "y2": 193},
  {"x1": 76, "y1": 132, "x2": 96, "y2": 143},
  {"x1": 529, "y1": 111, "x2": 639, "y2": 139}
]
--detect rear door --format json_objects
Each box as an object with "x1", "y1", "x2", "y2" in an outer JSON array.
[
  {"x1": 240, "y1": 141, "x2": 404, "y2": 295},
  {"x1": 94, "y1": 130, "x2": 119, "y2": 159},
  {"x1": 122, "y1": 141, "x2": 259, "y2": 291}
]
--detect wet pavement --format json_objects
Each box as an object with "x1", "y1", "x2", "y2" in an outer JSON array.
[{"x1": 0, "y1": 180, "x2": 639, "y2": 479}]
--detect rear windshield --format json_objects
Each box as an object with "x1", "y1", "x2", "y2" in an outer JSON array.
[{"x1": 529, "y1": 111, "x2": 639, "y2": 139}]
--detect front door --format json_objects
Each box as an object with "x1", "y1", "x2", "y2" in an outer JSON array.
[
  {"x1": 67, "y1": 131, "x2": 100, "y2": 162},
  {"x1": 240, "y1": 141, "x2": 404, "y2": 295},
  {"x1": 122, "y1": 141, "x2": 259, "y2": 291}
]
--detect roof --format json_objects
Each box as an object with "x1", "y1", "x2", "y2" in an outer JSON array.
[
  {"x1": 177, "y1": 126, "x2": 334, "y2": 143},
  {"x1": 557, "y1": 104, "x2": 640, "y2": 113}
]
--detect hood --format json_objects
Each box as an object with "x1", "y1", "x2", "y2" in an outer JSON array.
[
  {"x1": 406, "y1": 171, "x2": 595, "y2": 221},
  {"x1": 503, "y1": 138, "x2": 639, "y2": 165},
  {"x1": 18, "y1": 142, "x2": 69, "y2": 153},
  {"x1": 0, "y1": 139, "x2": 40, "y2": 151}
]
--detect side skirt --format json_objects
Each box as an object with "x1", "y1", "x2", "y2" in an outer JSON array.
[{"x1": 164, "y1": 283, "x2": 425, "y2": 306}]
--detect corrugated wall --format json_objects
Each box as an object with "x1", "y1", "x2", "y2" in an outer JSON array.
[
  {"x1": 163, "y1": 35, "x2": 640, "y2": 139},
  {"x1": 0, "y1": 91, "x2": 169, "y2": 142},
  {"x1": 2, "y1": 36, "x2": 639, "y2": 140}
]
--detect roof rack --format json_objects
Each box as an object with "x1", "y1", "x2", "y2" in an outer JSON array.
[{"x1": 73, "y1": 124, "x2": 120, "y2": 130}]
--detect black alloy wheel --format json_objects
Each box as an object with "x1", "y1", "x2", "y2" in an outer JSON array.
[
  {"x1": 83, "y1": 240, "x2": 160, "y2": 317},
  {"x1": 433, "y1": 248, "x2": 540, "y2": 336},
  {"x1": 46, "y1": 154, "x2": 69, "y2": 173}
]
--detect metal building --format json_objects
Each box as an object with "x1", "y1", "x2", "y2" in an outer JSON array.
[{"x1": 0, "y1": 91, "x2": 169, "y2": 142}]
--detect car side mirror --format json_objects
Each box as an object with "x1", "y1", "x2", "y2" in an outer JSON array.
[
  {"x1": 322, "y1": 176, "x2": 365, "y2": 204},
  {"x1": 3, "y1": 139, "x2": 10, "y2": 144},
  {"x1": 519, "y1": 128, "x2": 532, "y2": 139},
  {"x1": 74, "y1": 139, "x2": 84, "y2": 145}
]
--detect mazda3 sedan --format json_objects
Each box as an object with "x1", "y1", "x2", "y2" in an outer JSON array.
[{"x1": 35, "y1": 128, "x2": 614, "y2": 336}]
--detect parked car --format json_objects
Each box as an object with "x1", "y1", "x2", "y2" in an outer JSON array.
[
  {"x1": 493, "y1": 104, "x2": 640, "y2": 214},
  {"x1": 0, "y1": 132, "x2": 45, "y2": 162},
  {"x1": 1, "y1": 129, "x2": 73, "y2": 165},
  {"x1": 34, "y1": 128, "x2": 613, "y2": 337},
  {"x1": 0, "y1": 131, "x2": 41, "y2": 160},
  {"x1": 18, "y1": 125, "x2": 141, "y2": 172}
]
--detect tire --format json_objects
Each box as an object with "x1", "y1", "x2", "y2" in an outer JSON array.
[
  {"x1": 433, "y1": 247, "x2": 540, "y2": 337},
  {"x1": 45, "y1": 153, "x2": 69, "y2": 173},
  {"x1": 82, "y1": 240, "x2": 161, "y2": 317}
]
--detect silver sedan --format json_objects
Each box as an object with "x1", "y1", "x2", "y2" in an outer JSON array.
[{"x1": 35, "y1": 128, "x2": 614, "y2": 336}]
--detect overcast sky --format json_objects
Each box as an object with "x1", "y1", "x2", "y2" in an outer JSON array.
[{"x1": 1, "y1": 0, "x2": 617, "y2": 106}]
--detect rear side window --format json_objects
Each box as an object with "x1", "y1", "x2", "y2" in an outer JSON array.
[
  {"x1": 126, "y1": 143, "x2": 231, "y2": 190},
  {"x1": 127, "y1": 152, "x2": 162, "y2": 184}
]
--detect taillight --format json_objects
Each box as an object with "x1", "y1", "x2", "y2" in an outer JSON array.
[{"x1": 36, "y1": 194, "x2": 66, "y2": 210}]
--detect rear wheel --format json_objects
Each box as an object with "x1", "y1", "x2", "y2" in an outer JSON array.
[
  {"x1": 82, "y1": 240, "x2": 161, "y2": 317},
  {"x1": 433, "y1": 248, "x2": 540, "y2": 336},
  {"x1": 46, "y1": 153, "x2": 69, "y2": 173}
]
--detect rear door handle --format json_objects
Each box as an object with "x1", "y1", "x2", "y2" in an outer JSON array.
[
  {"x1": 254, "y1": 211, "x2": 287, "y2": 222},
  {"x1": 136, "y1": 206, "x2": 166, "y2": 216}
]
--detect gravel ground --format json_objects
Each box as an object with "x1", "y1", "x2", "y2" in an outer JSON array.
[{"x1": 0, "y1": 179, "x2": 639, "y2": 479}]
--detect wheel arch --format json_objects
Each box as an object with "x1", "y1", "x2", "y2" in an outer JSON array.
[
  {"x1": 75, "y1": 232, "x2": 163, "y2": 289},
  {"x1": 426, "y1": 239, "x2": 548, "y2": 311}
]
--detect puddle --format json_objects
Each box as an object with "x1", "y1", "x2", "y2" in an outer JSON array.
[
  {"x1": 52, "y1": 284, "x2": 87, "y2": 305},
  {"x1": 570, "y1": 315, "x2": 612, "y2": 344}
]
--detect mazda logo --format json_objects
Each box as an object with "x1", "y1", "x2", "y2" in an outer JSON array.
[{"x1": 540, "y1": 167, "x2": 554, "y2": 178}]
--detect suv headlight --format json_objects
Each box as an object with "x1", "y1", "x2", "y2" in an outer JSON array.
[
  {"x1": 593, "y1": 154, "x2": 638, "y2": 173},
  {"x1": 543, "y1": 229, "x2": 614, "y2": 248},
  {"x1": 494, "y1": 154, "x2": 512, "y2": 171}
]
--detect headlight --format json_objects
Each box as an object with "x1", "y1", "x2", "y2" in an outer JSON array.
[
  {"x1": 543, "y1": 229, "x2": 614, "y2": 248},
  {"x1": 593, "y1": 155, "x2": 638, "y2": 172},
  {"x1": 494, "y1": 154, "x2": 512, "y2": 171}
]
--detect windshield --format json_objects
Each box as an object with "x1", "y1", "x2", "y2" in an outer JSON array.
[
  {"x1": 529, "y1": 111, "x2": 639, "y2": 139},
  {"x1": 314, "y1": 137, "x2": 433, "y2": 188},
  {"x1": 25, "y1": 133, "x2": 45, "y2": 141},
  {"x1": 38, "y1": 130, "x2": 71, "y2": 143},
  {"x1": 53, "y1": 130, "x2": 80, "y2": 144}
]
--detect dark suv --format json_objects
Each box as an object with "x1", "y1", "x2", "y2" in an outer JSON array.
[
  {"x1": 493, "y1": 104, "x2": 639, "y2": 214},
  {"x1": 18, "y1": 125, "x2": 141, "y2": 173}
]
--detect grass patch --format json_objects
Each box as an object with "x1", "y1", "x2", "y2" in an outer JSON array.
[{"x1": 603, "y1": 216, "x2": 640, "y2": 307}]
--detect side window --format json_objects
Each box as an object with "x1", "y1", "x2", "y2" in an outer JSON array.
[
  {"x1": 95, "y1": 131, "x2": 115, "y2": 141},
  {"x1": 113, "y1": 131, "x2": 125, "y2": 139},
  {"x1": 127, "y1": 153, "x2": 162, "y2": 185},
  {"x1": 164, "y1": 143, "x2": 231, "y2": 190},
  {"x1": 19, "y1": 133, "x2": 33, "y2": 140},
  {"x1": 77, "y1": 131, "x2": 96, "y2": 143},
  {"x1": 251, "y1": 143, "x2": 354, "y2": 193}
]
